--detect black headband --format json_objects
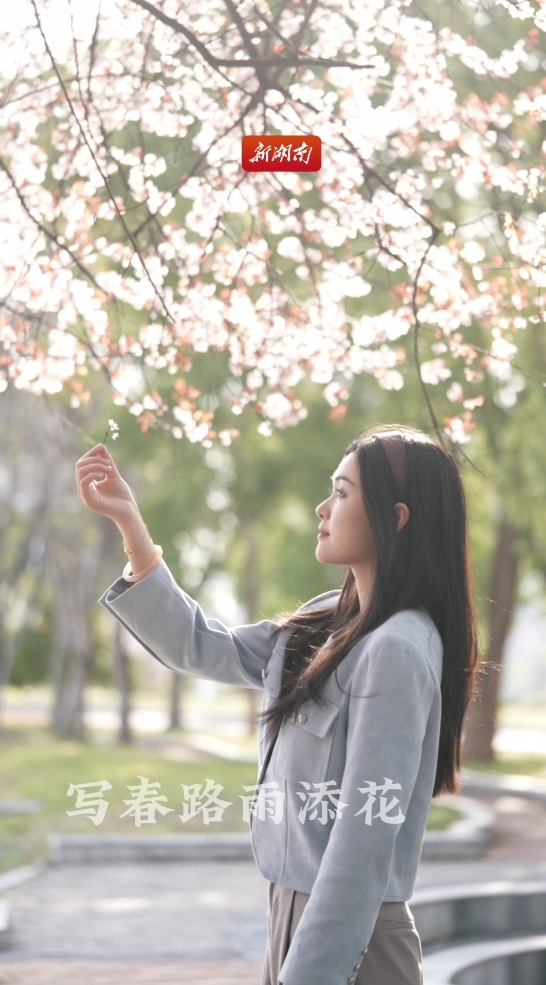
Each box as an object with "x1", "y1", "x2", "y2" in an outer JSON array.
[{"x1": 376, "y1": 434, "x2": 408, "y2": 502}]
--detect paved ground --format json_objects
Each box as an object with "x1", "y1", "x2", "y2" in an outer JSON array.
[
  {"x1": 1, "y1": 793, "x2": 546, "y2": 984},
  {"x1": 476, "y1": 792, "x2": 546, "y2": 863},
  {"x1": 0, "y1": 961, "x2": 262, "y2": 984}
]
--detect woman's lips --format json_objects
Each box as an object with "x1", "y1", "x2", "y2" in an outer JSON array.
[{"x1": 318, "y1": 532, "x2": 329, "y2": 538}]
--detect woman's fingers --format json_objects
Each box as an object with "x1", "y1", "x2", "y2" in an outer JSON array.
[
  {"x1": 77, "y1": 461, "x2": 113, "y2": 478},
  {"x1": 77, "y1": 444, "x2": 115, "y2": 467},
  {"x1": 76, "y1": 467, "x2": 111, "y2": 492},
  {"x1": 76, "y1": 456, "x2": 117, "y2": 478},
  {"x1": 75, "y1": 444, "x2": 131, "y2": 520},
  {"x1": 76, "y1": 460, "x2": 112, "y2": 485},
  {"x1": 78, "y1": 443, "x2": 106, "y2": 459},
  {"x1": 77, "y1": 474, "x2": 105, "y2": 508}
]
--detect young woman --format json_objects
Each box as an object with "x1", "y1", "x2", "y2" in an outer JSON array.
[{"x1": 76, "y1": 423, "x2": 478, "y2": 985}]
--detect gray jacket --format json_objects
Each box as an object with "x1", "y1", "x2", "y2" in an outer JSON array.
[{"x1": 98, "y1": 558, "x2": 443, "y2": 985}]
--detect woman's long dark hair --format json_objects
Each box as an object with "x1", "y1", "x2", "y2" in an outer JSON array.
[{"x1": 259, "y1": 424, "x2": 479, "y2": 797}]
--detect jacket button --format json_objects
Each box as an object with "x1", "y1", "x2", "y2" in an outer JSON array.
[
  {"x1": 361, "y1": 948, "x2": 368, "y2": 954},
  {"x1": 261, "y1": 668, "x2": 267, "y2": 680},
  {"x1": 297, "y1": 713, "x2": 307, "y2": 724},
  {"x1": 348, "y1": 978, "x2": 356, "y2": 984}
]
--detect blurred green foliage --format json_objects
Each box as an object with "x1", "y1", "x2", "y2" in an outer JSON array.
[
  {"x1": 9, "y1": 608, "x2": 53, "y2": 687},
  {"x1": 8, "y1": 341, "x2": 545, "y2": 688}
]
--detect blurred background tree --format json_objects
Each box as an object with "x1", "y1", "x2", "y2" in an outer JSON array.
[{"x1": 3, "y1": 326, "x2": 546, "y2": 762}]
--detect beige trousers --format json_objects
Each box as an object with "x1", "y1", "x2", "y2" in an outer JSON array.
[{"x1": 261, "y1": 881, "x2": 423, "y2": 985}]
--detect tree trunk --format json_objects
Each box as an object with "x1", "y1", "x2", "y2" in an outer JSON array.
[
  {"x1": 0, "y1": 524, "x2": 48, "y2": 710},
  {"x1": 52, "y1": 542, "x2": 99, "y2": 741},
  {"x1": 0, "y1": 580, "x2": 46, "y2": 716},
  {"x1": 49, "y1": 533, "x2": 103, "y2": 741},
  {"x1": 0, "y1": 635, "x2": 16, "y2": 694},
  {"x1": 113, "y1": 621, "x2": 132, "y2": 744},
  {"x1": 0, "y1": 387, "x2": 116, "y2": 739},
  {"x1": 462, "y1": 519, "x2": 520, "y2": 763},
  {"x1": 168, "y1": 673, "x2": 185, "y2": 730}
]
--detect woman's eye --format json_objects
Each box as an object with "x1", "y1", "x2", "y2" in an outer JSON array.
[{"x1": 334, "y1": 487, "x2": 345, "y2": 498}]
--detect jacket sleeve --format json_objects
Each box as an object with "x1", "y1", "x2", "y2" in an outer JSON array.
[
  {"x1": 278, "y1": 630, "x2": 435, "y2": 985},
  {"x1": 97, "y1": 558, "x2": 282, "y2": 689}
]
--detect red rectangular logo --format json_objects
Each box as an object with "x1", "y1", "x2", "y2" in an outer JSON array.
[{"x1": 242, "y1": 135, "x2": 321, "y2": 172}]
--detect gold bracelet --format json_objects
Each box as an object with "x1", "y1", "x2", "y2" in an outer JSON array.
[
  {"x1": 123, "y1": 524, "x2": 151, "y2": 557},
  {"x1": 122, "y1": 545, "x2": 163, "y2": 584}
]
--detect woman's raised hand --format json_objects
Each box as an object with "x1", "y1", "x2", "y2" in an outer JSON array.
[{"x1": 75, "y1": 443, "x2": 139, "y2": 525}]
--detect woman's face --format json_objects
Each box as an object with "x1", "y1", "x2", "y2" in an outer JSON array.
[{"x1": 315, "y1": 451, "x2": 374, "y2": 568}]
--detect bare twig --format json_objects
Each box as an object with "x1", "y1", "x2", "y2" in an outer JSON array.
[
  {"x1": 410, "y1": 236, "x2": 447, "y2": 447},
  {"x1": 87, "y1": 4, "x2": 101, "y2": 102}
]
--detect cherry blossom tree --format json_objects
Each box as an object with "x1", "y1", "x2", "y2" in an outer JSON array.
[{"x1": 0, "y1": 0, "x2": 545, "y2": 452}]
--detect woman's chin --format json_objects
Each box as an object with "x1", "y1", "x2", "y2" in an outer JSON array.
[{"x1": 315, "y1": 539, "x2": 331, "y2": 562}]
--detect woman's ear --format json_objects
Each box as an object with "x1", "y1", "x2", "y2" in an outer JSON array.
[{"x1": 395, "y1": 502, "x2": 410, "y2": 532}]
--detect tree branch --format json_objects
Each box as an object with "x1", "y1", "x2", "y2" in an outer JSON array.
[
  {"x1": 222, "y1": 0, "x2": 270, "y2": 92},
  {"x1": 129, "y1": 0, "x2": 372, "y2": 72},
  {"x1": 410, "y1": 236, "x2": 488, "y2": 477},
  {"x1": 410, "y1": 236, "x2": 446, "y2": 447},
  {"x1": 0, "y1": 157, "x2": 102, "y2": 291},
  {"x1": 87, "y1": 5, "x2": 101, "y2": 103},
  {"x1": 31, "y1": 0, "x2": 175, "y2": 325}
]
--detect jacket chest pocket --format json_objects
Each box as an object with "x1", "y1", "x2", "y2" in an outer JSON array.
[{"x1": 272, "y1": 698, "x2": 340, "y2": 785}]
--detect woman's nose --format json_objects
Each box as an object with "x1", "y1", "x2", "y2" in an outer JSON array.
[{"x1": 315, "y1": 500, "x2": 329, "y2": 519}]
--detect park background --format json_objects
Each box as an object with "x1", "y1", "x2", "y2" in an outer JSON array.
[
  {"x1": 1, "y1": 0, "x2": 546, "y2": 878},
  {"x1": 1, "y1": 364, "x2": 546, "y2": 872}
]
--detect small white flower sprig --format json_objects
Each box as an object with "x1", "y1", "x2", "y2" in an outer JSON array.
[{"x1": 102, "y1": 419, "x2": 120, "y2": 446}]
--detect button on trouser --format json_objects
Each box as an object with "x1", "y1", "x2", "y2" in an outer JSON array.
[{"x1": 261, "y1": 885, "x2": 423, "y2": 985}]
